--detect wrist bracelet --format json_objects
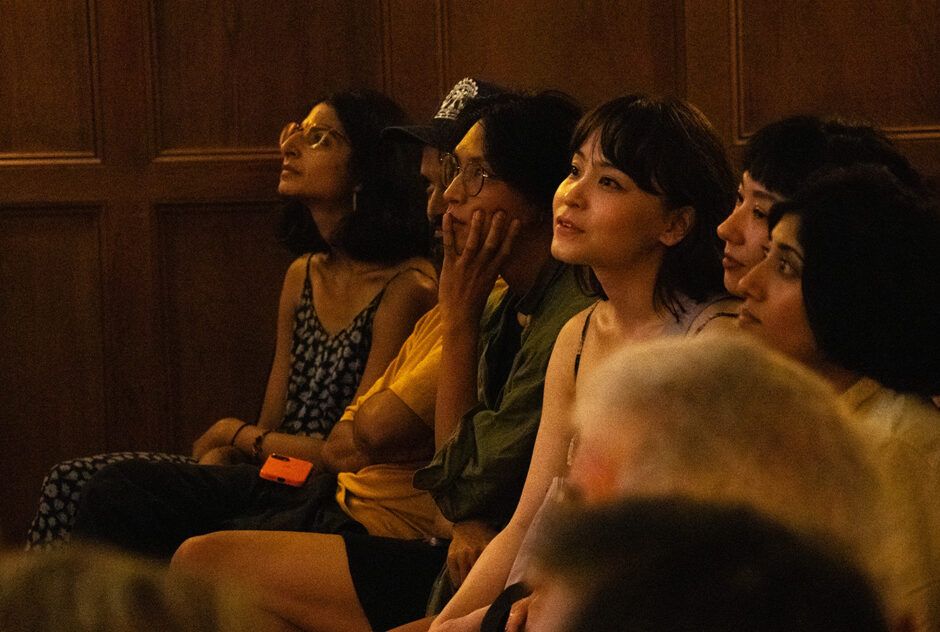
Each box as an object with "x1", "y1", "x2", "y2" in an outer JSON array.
[
  {"x1": 229, "y1": 422, "x2": 251, "y2": 446},
  {"x1": 251, "y1": 429, "x2": 272, "y2": 462}
]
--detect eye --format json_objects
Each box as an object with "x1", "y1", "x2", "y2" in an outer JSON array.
[
  {"x1": 752, "y1": 207, "x2": 768, "y2": 221},
  {"x1": 775, "y1": 256, "x2": 795, "y2": 275},
  {"x1": 568, "y1": 163, "x2": 580, "y2": 177},
  {"x1": 599, "y1": 176, "x2": 622, "y2": 190}
]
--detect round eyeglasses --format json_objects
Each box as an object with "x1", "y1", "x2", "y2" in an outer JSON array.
[
  {"x1": 280, "y1": 122, "x2": 349, "y2": 149},
  {"x1": 440, "y1": 152, "x2": 493, "y2": 198}
]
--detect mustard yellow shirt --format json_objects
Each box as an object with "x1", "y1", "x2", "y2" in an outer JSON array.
[{"x1": 334, "y1": 306, "x2": 446, "y2": 539}]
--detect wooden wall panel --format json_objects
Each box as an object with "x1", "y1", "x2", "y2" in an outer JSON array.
[
  {"x1": 0, "y1": 207, "x2": 106, "y2": 542},
  {"x1": 156, "y1": 203, "x2": 293, "y2": 451},
  {"x1": 738, "y1": 1, "x2": 938, "y2": 135},
  {"x1": 686, "y1": 0, "x2": 939, "y2": 181},
  {"x1": 441, "y1": 0, "x2": 681, "y2": 108},
  {"x1": 0, "y1": 0, "x2": 98, "y2": 159},
  {"x1": 385, "y1": 0, "x2": 443, "y2": 122},
  {"x1": 150, "y1": 0, "x2": 387, "y2": 156}
]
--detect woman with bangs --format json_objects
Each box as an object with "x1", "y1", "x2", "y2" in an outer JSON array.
[
  {"x1": 428, "y1": 94, "x2": 737, "y2": 632},
  {"x1": 28, "y1": 91, "x2": 437, "y2": 549},
  {"x1": 717, "y1": 115, "x2": 923, "y2": 298}
]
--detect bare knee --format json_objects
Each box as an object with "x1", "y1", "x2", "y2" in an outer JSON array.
[{"x1": 171, "y1": 533, "x2": 227, "y2": 576}]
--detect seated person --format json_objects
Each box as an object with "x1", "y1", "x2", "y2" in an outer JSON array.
[
  {"x1": 543, "y1": 335, "x2": 916, "y2": 632},
  {"x1": 717, "y1": 114, "x2": 924, "y2": 298},
  {"x1": 735, "y1": 164, "x2": 940, "y2": 627},
  {"x1": 169, "y1": 90, "x2": 594, "y2": 632},
  {"x1": 0, "y1": 544, "x2": 270, "y2": 631},
  {"x1": 428, "y1": 93, "x2": 737, "y2": 632},
  {"x1": 28, "y1": 90, "x2": 437, "y2": 549},
  {"x1": 522, "y1": 497, "x2": 890, "y2": 632},
  {"x1": 67, "y1": 81, "x2": 499, "y2": 560}
]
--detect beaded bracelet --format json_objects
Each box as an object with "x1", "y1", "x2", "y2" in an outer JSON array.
[{"x1": 229, "y1": 422, "x2": 251, "y2": 446}]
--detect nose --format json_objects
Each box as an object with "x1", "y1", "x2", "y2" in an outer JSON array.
[
  {"x1": 557, "y1": 175, "x2": 584, "y2": 208},
  {"x1": 717, "y1": 205, "x2": 743, "y2": 243},
  {"x1": 442, "y1": 174, "x2": 464, "y2": 206},
  {"x1": 737, "y1": 256, "x2": 768, "y2": 301}
]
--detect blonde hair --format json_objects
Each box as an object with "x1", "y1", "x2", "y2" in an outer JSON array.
[
  {"x1": 571, "y1": 335, "x2": 919, "y2": 620},
  {"x1": 0, "y1": 545, "x2": 265, "y2": 632}
]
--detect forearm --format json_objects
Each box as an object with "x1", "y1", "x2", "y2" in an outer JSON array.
[
  {"x1": 231, "y1": 424, "x2": 326, "y2": 468},
  {"x1": 434, "y1": 323, "x2": 481, "y2": 449},
  {"x1": 433, "y1": 522, "x2": 526, "y2": 626},
  {"x1": 319, "y1": 420, "x2": 371, "y2": 474}
]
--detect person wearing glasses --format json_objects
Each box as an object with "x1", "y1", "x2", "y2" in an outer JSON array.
[
  {"x1": 167, "y1": 90, "x2": 593, "y2": 632},
  {"x1": 28, "y1": 91, "x2": 436, "y2": 549},
  {"x1": 428, "y1": 95, "x2": 737, "y2": 632}
]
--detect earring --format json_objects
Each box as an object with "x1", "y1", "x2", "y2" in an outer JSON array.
[{"x1": 352, "y1": 185, "x2": 362, "y2": 213}]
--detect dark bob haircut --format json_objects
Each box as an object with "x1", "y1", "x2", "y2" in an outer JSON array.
[
  {"x1": 743, "y1": 115, "x2": 924, "y2": 200},
  {"x1": 276, "y1": 90, "x2": 429, "y2": 263},
  {"x1": 768, "y1": 164, "x2": 939, "y2": 395},
  {"x1": 533, "y1": 497, "x2": 889, "y2": 632},
  {"x1": 447, "y1": 90, "x2": 582, "y2": 217},
  {"x1": 569, "y1": 95, "x2": 736, "y2": 317}
]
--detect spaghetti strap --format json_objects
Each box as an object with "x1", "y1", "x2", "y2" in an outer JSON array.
[
  {"x1": 573, "y1": 302, "x2": 599, "y2": 379},
  {"x1": 380, "y1": 266, "x2": 437, "y2": 292}
]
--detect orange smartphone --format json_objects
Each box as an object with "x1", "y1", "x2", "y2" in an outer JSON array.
[{"x1": 259, "y1": 453, "x2": 313, "y2": 486}]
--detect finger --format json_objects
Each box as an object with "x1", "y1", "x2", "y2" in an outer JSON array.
[
  {"x1": 462, "y1": 210, "x2": 485, "y2": 256},
  {"x1": 480, "y1": 211, "x2": 507, "y2": 256},
  {"x1": 505, "y1": 596, "x2": 530, "y2": 632},
  {"x1": 456, "y1": 551, "x2": 471, "y2": 586},
  {"x1": 446, "y1": 549, "x2": 461, "y2": 587},
  {"x1": 496, "y1": 218, "x2": 522, "y2": 260},
  {"x1": 441, "y1": 212, "x2": 457, "y2": 260}
]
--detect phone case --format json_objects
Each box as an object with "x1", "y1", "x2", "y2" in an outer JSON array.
[{"x1": 259, "y1": 453, "x2": 313, "y2": 486}]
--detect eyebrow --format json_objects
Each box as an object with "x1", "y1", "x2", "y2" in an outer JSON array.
[
  {"x1": 573, "y1": 149, "x2": 616, "y2": 170},
  {"x1": 774, "y1": 241, "x2": 805, "y2": 262}
]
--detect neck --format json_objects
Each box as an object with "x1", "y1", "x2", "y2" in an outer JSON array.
[
  {"x1": 592, "y1": 252, "x2": 666, "y2": 324},
  {"x1": 306, "y1": 198, "x2": 351, "y2": 245},
  {"x1": 499, "y1": 224, "x2": 554, "y2": 297},
  {"x1": 813, "y1": 361, "x2": 863, "y2": 394}
]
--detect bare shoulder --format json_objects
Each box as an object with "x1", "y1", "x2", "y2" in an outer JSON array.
[
  {"x1": 383, "y1": 258, "x2": 439, "y2": 302},
  {"x1": 282, "y1": 255, "x2": 313, "y2": 296},
  {"x1": 689, "y1": 295, "x2": 742, "y2": 336}
]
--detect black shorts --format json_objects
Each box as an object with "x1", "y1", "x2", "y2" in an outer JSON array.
[{"x1": 342, "y1": 533, "x2": 449, "y2": 631}]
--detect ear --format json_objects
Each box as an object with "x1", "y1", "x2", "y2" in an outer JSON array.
[{"x1": 658, "y1": 205, "x2": 694, "y2": 247}]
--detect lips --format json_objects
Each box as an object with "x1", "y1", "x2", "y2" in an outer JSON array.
[
  {"x1": 722, "y1": 251, "x2": 743, "y2": 270},
  {"x1": 554, "y1": 215, "x2": 582, "y2": 235}
]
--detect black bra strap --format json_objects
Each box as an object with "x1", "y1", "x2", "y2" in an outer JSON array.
[{"x1": 573, "y1": 302, "x2": 599, "y2": 379}]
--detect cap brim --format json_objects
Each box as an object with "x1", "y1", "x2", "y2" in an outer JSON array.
[{"x1": 383, "y1": 125, "x2": 436, "y2": 146}]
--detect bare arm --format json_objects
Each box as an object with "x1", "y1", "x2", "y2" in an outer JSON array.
[
  {"x1": 319, "y1": 388, "x2": 434, "y2": 474},
  {"x1": 430, "y1": 312, "x2": 585, "y2": 629},
  {"x1": 351, "y1": 267, "x2": 438, "y2": 404}
]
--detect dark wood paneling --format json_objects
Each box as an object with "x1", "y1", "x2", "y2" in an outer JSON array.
[
  {"x1": 156, "y1": 203, "x2": 293, "y2": 451},
  {"x1": 385, "y1": 0, "x2": 444, "y2": 122},
  {"x1": 738, "y1": 1, "x2": 938, "y2": 135},
  {"x1": 0, "y1": 207, "x2": 107, "y2": 542},
  {"x1": 0, "y1": 0, "x2": 99, "y2": 159},
  {"x1": 150, "y1": 0, "x2": 387, "y2": 156},
  {"x1": 442, "y1": 0, "x2": 681, "y2": 108}
]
